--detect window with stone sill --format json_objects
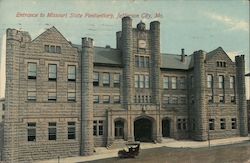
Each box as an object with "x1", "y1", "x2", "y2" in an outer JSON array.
[
  {"x1": 219, "y1": 95, "x2": 225, "y2": 103},
  {"x1": 231, "y1": 118, "x2": 237, "y2": 129},
  {"x1": 207, "y1": 74, "x2": 213, "y2": 88},
  {"x1": 27, "y1": 122, "x2": 36, "y2": 142},
  {"x1": 163, "y1": 76, "x2": 169, "y2": 89},
  {"x1": 68, "y1": 65, "x2": 76, "y2": 81},
  {"x1": 93, "y1": 120, "x2": 104, "y2": 136},
  {"x1": 48, "y1": 92, "x2": 57, "y2": 101},
  {"x1": 93, "y1": 72, "x2": 99, "y2": 86},
  {"x1": 113, "y1": 73, "x2": 120, "y2": 88},
  {"x1": 103, "y1": 73, "x2": 110, "y2": 87},
  {"x1": 230, "y1": 76, "x2": 235, "y2": 89},
  {"x1": 28, "y1": 63, "x2": 37, "y2": 79},
  {"x1": 93, "y1": 95, "x2": 99, "y2": 103},
  {"x1": 44, "y1": 45, "x2": 61, "y2": 54},
  {"x1": 171, "y1": 77, "x2": 177, "y2": 89},
  {"x1": 68, "y1": 122, "x2": 76, "y2": 140},
  {"x1": 209, "y1": 119, "x2": 215, "y2": 130},
  {"x1": 103, "y1": 95, "x2": 110, "y2": 104},
  {"x1": 114, "y1": 95, "x2": 120, "y2": 104},
  {"x1": 218, "y1": 75, "x2": 224, "y2": 89},
  {"x1": 48, "y1": 122, "x2": 57, "y2": 140},
  {"x1": 48, "y1": 64, "x2": 57, "y2": 81},
  {"x1": 179, "y1": 77, "x2": 186, "y2": 89},
  {"x1": 67, "y1": 92, "x2": 76, "y2": 101}
]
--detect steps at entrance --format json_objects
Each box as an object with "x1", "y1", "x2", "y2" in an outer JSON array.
[{"x1": 107, "y1": 139, "x2": 127, "y2": 150}]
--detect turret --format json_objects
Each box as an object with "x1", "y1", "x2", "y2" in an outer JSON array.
[
  {"x1": 122, "y1": 16, "x2": 133, "y2": 107},
  {"x1": 193, "y1": 50, "x2": 207, "y2": 140},
  {"x1": 80, "y1": 37, "x2": 94, "y2": 155},
  {"x1": 235, "y1": 55, "x2": 248, "y2": 136},
  {"x1": 150, "y1": 21, "x2": 160, "y2": 104}
]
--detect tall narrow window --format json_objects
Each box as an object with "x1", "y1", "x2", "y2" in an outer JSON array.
[
  {"x1": 103, "y1": 73, "x2": 110, "y2": 87},
  {"x1": 135, "y1": 75, "x2": 139, "y2": 88},
  {"x1": 56, "y1": 46, "x2": 61, "y2": 54},
  {"x1": 99, "y1": 120, "x2": 104, "y2": 136},
  {"x1": 209, "y1": 119, "x2": 215, "y2": 130},
  {"x1": 144, "y1": 75, "x2": 149, "y2": 88},
  {"x1": 219, "y1": 95, "x2": 224, "y2": 103},
  {"x1": 219, "y1": 75, "x2": 224, "y2": 89},
  {"x1": 113, "y1": 73, "x2": 120, "y2": 88},
  {"x1": 68, "y1": 65, "x2": 76, "y2": 81},
  {"x1": 220, "y1": 118, "x2": 226, "y2": 129},
  {"x1": 68, "y1": 122, "x2": 76, "y2": 140},
  {"x1": 139, "y1": 75, "x2": 144, "y2": 88},
  {"x1": 163, "y1": 76, "x2": 169, "y2": 89},
  {"x1": 145, "y1": 56, "x2": 149, "y2": 68},
  {"x1": 172, "y1": 77, "x2": 177, "y2": 89},
  {"x1": 179, "y1": 77, "x2": 186, "y2": 89},
  {"x1": 93, "y1": 72, "x2": 99, "y2": 86},
  {"x1": 48, "y1": 64, "x2": 57, "y2": 81},
  {"x1": 135, "y1": 56, "x2": 139, "y2": 67},
  {"x1": 28, "y1": 63, "x2": 37, "y2": 79},
  {"x1": 27, "y1": 123, "x2": 36, "y2": 142},
  {"x1": 50, "y1": 45, "x2": 56, "y2": 53},
  {"x1": 231, "y1": 118, "x2": 237, "y2": 129},
  {"x1": 139, "y1": 56, "x2": 144, "y2": 67},
  {"x1": 93, "y1": 120, "x2": 97, "y2": 136},
  {"x1": 230, "y1": 76, "x2": 235, "y2": 89},
  {"x1": 207, "y1": 74, "x2": 213, "y2": 88},
  {"x1": 48, "y1": 122, "x2": 57, "y2": 140}
]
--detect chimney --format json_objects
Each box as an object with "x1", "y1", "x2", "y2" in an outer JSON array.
[{"x1": 181, "y1": 48, "x2": 185, "y2": 62}]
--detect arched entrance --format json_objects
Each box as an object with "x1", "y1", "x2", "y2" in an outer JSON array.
[
  {"x1": 134, "y1": 118, "x2": 153, "y2": 142},
  {"x1": 162, "y1": 118, "x2": 170, "y2": 137},
  {"x1": 115, "y1": 120, "x2": 124, "y2": 139}
]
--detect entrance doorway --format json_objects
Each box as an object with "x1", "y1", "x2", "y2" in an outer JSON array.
[
  {"x1": 162, "y1": 118, "x2": 170, "y2": 137},
  {"x1": 134, "y1": 118, "x2": 152, "y2": 142},
  {"x1": 115, "y1": 120, "x2": 124, "y2": 139}
]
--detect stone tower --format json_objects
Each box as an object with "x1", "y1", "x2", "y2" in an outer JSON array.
[
  {"x1": 150, "y1": 21, "x2": 161, "y2": 105},
  {"x1": 121, "y1": 16, "x2": 133, "y2": 108},
  {"x1": 193, "y1": 50, "x2": 207, "y2": 140},
  {"x1": 3, "y1": 29, "x2": 31, "y2": 162},
  {"x1": 80, "y1": 37, "x2": 94, "y2": 155},
  {"x1": 235, "y1": 55, "x2": 248, "y2": 136}
]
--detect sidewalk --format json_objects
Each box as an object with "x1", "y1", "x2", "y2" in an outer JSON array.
[{"x1": 34, "y1": 137, "x2": 250, "y2": 163}]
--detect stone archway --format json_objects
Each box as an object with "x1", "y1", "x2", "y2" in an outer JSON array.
[
  {"x1": 134, "y1": 117, "x2": 153, "y2": 142},
  {"x1": 162, "y1": 118, "x2": 171, "y2": 137}
]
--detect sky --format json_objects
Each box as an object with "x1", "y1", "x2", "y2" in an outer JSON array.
[{"x1": 0, "y1": 0, "x2": 249, "y2": 99}]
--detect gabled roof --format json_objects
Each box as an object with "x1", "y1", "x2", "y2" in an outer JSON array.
[
  {"x1": 161, "y1": 53, "x2": 193, "y2": 70},
  {"x1": 206, "y1": 47, "x2": 233, "y2": 63}
]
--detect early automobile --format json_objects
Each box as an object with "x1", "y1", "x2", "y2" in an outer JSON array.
[{"x1": 118, "y1": 142, "x2": 140, "y2": 158}]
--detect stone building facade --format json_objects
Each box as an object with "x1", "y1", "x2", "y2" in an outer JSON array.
[{"x1": 2, "y1": 17, "x2": 248, "y2": 162}]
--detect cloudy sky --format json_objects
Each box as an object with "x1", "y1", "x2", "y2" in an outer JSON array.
[{"x1": 0, "y1": 0, "x2": 249, "y2": 99}]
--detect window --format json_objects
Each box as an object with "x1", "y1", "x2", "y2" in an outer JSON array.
[
  {"x1": 56, "y1": 46, "x2": 61, "y2": 54},
  {"x1": 68, "y1": 91, "x2": 76, "y2": 101},
  {"x1": 68, "y1": 122, "x2": 76, "y2": 140},
  {"x1": 28, "y1": 63, "x2": 37, "y2": 79},
  {"x1": 231, "y1": 96, "x2": 235, "y2": 103},
  {"x1": 163, "y1": 95, "x2": 170, "y2": 104},
  {"x1": 231, "y1": 118, "x2": 237, "y2": 129},
  {"x1": 48, "y1": 64, "x2": 57, "y2": 81},
  {"x1": 207, "y1": 75, "x2": 213, "y2": 88},
  {"x1": 114, "y1": 95, "x2": 120, "y2": 104},
  {"x1": 113, "y1": 73, "x2": 120, "y2": 88},
  {"x1": 177, "y1": 119, "x2": 182, "y2": 130},
  {"x1": 93, "y1": 120, "x2": 104, "y2": 136},
  {"x1": 177, "y1": 118, "x2": 187, "y2": 130},
  {"x1": 163, "y1": 76, "x2": 169, "y2": 89},
  {"x1": 48, "y1": 92, "x2": 57, "y2": 101},
  {"x1": 28, "y1": 91, "x2": 36, "y2": 101},
  {"x1": 103, "y1": 73, "x2": 110, "y2": 87},
  {"x1": 103, "y1": 95, "x2": 110, "y2": 104},
  {"x1": 135, "y1": 75, "x2": 139, "y2": 88},
  {"x1": 217, "y1": 61, "x2": 226, "y2": 67},
  {"x1": 171, "y1": 97, "x2": 178, "y2": 104},
  {"x1": 208, "y1": 95, "x2": 213, "y2": 103},
  {"x1": 219, "y1": 75, "x2": 224, "y2": 89},
  {"x1": 145, "y1": 57, "x2": 149, "y2": 68},
  {"x1": 144, "y1": 75, "x2": 149, "y2": 88},
  {"x1": 209, "y1": 119, "x2": 215, "y2": 130},
  {"x1": 135, "y1": 56, "x2": 140, "y2": 67},
  {"x1": 68, "y1": 65, "x2": 76, "y2": 81},
  {"x1": 172, "y1": 77, "x2": 177, "y2": 89},
  {"x1": 219, "y1": 95, "x2": 224, "y2": 103},
  {"x1": 139, "y1": 56, "x2": 144, "y2": 67},
  {"x1": 27, "y1": 123, "x2": 36, "y2": 142},
  {"x1": 220, "y1": 118, "x2": 226, "y2": 129},
  {"x1": 230, "y1": 76, "x2": 235, "y2": 89},
  {"x1": 50, "y1": 45, "x2": 56, "y2": 53},
  {"x1": 139, "y1": 75, "x2": 144, "y2": 88},
  {"x1": 93, "y1": 72, "x2": 99, "y2": 86},
  {"x1": 179, "y1": 77, "x2": 185, "y2": 89},
  {"x1": 48, "y1": 122, "x2": 57, "y2": 140},
  {"x1": 45, "y1": 45, "x2": 49, "y2": 52},
  {"x1": 93, "y1": 95, "x2": 99, "y2": 103}
]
